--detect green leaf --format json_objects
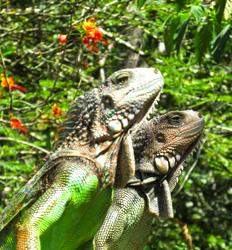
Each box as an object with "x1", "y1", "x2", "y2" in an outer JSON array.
[
  {"x1": 216, "y1": 0, "x2": 226, "y2": 22},
  {"x1": 137, "y1": 0, "x2": 147, "y2": 8},
  {"x1": 211, "y1": 24, "x2": 231, "y2": 62},
  {"x1": 224, "y1": 0, "x2": 232, "y2": 20},
  {"x1": 215, "y1": 0, "x2": 232, "y2": 22},
  {"x1": 39, "y1": 80, "x2": 54, "y2": 88},
  {"x1": 194, "y1": 22, "x2": 213, "y2": 64},
  {"x1": 191, "y1": 5, "x2": 204, "y2": 24},
  {"x1": 2, "y1": 47, "x2": 16, "y2": 57},
  {"x1": 174, "y1": 17, "x2": 190, "y2": 54},
  {"x1": 164, "y1": 15, "x2": 181, "y2": 56}
]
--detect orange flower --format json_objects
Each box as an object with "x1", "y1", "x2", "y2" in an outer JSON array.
[
  {"x1": 82, "y1": 17, "x2": 113, "y2": 53},
  {"x1": 10, "y1": 117, "x2": 27, "y2": 136},
  {"x1": 84, "y1": 61, "x2": 89, "y2": 68},
  {"x1": 50, "y1": 104, "x2": 63, "y2": 118},
  {"x1": 1, "y1": 75, "x2": 27, "y2": 93},
  {"x1": 40, "y1": 104, "x2": 63, "y2": 124},
  {"x1": 59, "y1": 34, "x2": 67, "y2": 44},
  {"x1": 1, "y1": 76, "x2": 15, "y2": 88}
]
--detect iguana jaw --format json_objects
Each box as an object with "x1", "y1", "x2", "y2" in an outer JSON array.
[
  {"x1": 126, "y1": 91, "x2": 162, "y2": 136},
  {"x1": 165, "y1": 133, "x2": 203, "y2": 192}
]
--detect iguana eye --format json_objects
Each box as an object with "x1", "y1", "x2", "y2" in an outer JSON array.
[
  {"x1": 156, "y1": 133, "x2": 165, "y2": 143},
  {"x1": 116, "y1": 75, "x2": 129, "y2": 84},
  {"x1": 168, "y1": 114, "x2": 184, "y2": 125}
]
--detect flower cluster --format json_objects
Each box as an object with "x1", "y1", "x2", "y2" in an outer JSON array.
[
  {"x1": 82, "y1": 17, "x2": 113, "y2": 53},
  {"x1": 10, "y1": 116, "x2": 27, "y2": 136},
  {"x1": 1, "y1": 74, "x2": 26, "y2": 93},
  {"x1": 51, "y1": 103, "x2": 63, "y2": 118},
  {"x1": 41, "y1": 103, "x2": 63, "y2": 122}
]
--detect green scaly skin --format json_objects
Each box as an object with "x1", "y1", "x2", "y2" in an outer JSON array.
[
  {"x1": 94, "y1": 110, "x2": 205, "y2": 250},
  {"x1": 0, "y1": 68, "x2": 164, "y2": 250}
]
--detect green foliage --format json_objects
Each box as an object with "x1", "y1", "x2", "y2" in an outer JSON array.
[
  {"x1": 164, "y1": 15, "x2": 182, "y2": 56},
  {"x1": 191, "y1": 5, "x2": 204, "y2": 24},
  {"x1": 0, "y1": 0, "x2": 231, "y2": 249},
  {"x1": 194, "y1": 22, "x2": 213, "y2": 64},
  {"x1": 211, "y1": 24, "x2": 231, "y2": 62},
  {"x1": 215, "y1": 0, "x2": 232, "y2": 22},
  {"x1": 137, "y1": 0, "x2": 147, "y2": 8}
]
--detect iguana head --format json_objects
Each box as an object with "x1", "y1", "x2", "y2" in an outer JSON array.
[
  {"x1": 95, "y1": 68, "x2": 164, "y2": 139},
  {"x1": 56, "y1": 68, "x2": 164, "y2": 186},
  {"x1": 129, "y1": 110, "x2": 205, "y2": 216},
  {"x1": 58, "y1": 68, "x2": 163, "y2": 145}
]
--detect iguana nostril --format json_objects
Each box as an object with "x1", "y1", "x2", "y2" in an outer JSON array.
[
  {"x1": 153, "y1": 68, "x2": 159, "y2": 74},
  {"x1": 197, "y1": 112, "x2": 202, "y2": 118}
]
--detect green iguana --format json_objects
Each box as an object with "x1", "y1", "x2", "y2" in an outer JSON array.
[
  {"x1": 0, "y1": 68, "x2": 164, "y2": 250},
  {"x1": 94, "y1": 110, "x2": 205, "y2": 250}
]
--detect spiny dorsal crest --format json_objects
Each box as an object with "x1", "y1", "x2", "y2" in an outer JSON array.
[{"x1": 55, "y1": 89, "x2": 99, "y2": 149}]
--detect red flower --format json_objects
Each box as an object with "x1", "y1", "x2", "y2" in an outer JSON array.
[
  {"x1": 59, "y1": 34, "x2": 67, "y2": 44},
  {"x1": 1, "y1": 74, "x2": 27, "y2": 93},
  {"x1": 50, "y1": 104, "x2": 63, "y2": 118},
  {"x1": 10, "y1": 117, "x2": 27, "y2": 136},
  {"x1": 82, "y1": 17, "x2": 113, "y2": 53}
]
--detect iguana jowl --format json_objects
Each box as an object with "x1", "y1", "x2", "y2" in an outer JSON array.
[
  {"x1": 94, "y1": 110, "x2": 205, "y2": 250},
  {"x1": 0, "y1": 68, "x2": 164, "y2": 250}
]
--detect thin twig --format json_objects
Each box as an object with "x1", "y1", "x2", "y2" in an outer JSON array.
[
  {"x1": 0, "y1": 137, "x2": 49, "y2": 154},
  {"x1": 170, "y1": 217, "x2": 193, "y2": 250},
  {"x1": 99, "y1": 28, "x2": 146, "y2": 56}
]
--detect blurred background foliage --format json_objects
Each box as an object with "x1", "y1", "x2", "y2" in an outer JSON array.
[{"x1": 0, "y1": 0, "x2": 231, "y2": 249}]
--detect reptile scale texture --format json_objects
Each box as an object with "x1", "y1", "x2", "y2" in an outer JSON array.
[
  {"x1": 0, "y1": 68, "x2": 164, "y2": 250},
  {"x1": 94, "y1": 110, "x2": 205, "y2": 250}
]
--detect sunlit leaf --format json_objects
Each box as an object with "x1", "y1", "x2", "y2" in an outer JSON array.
[
  {"x1": 191, "y1": 5, "x2": 204, "y2": 24},
  {"x1": 223, "y1": 0, "x2": 232, "y2": 20},
  {"x1": 215, "y1": 0, "x2": 232, "y2": 22}
]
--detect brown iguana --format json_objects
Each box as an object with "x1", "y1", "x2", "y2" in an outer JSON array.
[
  {"x1": 94, "y1": 110, "x2": 205, "y2": 250},
  {"x1": 0, "y1": 68, "x2": 164, "y2": 250}
]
